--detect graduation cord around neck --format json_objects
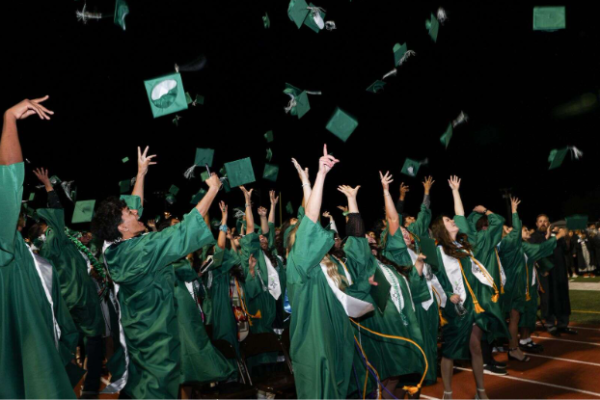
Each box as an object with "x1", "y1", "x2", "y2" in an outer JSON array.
[
  {"x1": 456, "y1": 258, "x2": 485, "y2": 314},
  {"x1": 524, "y1": 260, "x2": 531, "y2": 301},
  {"x1": 466, "y1": 251, "x2": 500, "y2": 303},
  {"x1": 234, "y1": 277, "x2": 261, "y2": 325},
  {"x1": 350, "y1": 319, "x2": 429, "y2": 397},
  {"x1": 494, "y1": 248, "x2": 505, "y2": 294}
]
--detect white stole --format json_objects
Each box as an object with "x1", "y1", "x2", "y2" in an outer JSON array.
[
  {"x1": 320, "y1": 261, "x2": 373, "y2": 318},
  {"x1": 407, "y1": 247, "x2": 447, "y2": 310},
  {"x1": 439, "y1": 246, "x2": 495, "y2": 301},
  {"x1": 376, "y1": 259, "x2": 405, "y2": 313},
  {"x1": 262, "y1": 251, "x2": 282, "y2": 300}
]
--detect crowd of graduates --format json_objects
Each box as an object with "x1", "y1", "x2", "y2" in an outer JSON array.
[{"x1": 1, "y1": 96, "x2": 592, "y2": 400}]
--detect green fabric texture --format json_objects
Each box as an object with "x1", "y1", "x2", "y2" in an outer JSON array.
[
  {"x1": 104, "y1": 209, "x2": 214, "y2": 398},
  {"x1": 37, "y1": 208, "x2": 104, "y2": 337},
  {"x1": 0, "y1": 163, "x2": 76, "y2": 399},
  {"x1": 286, "y1": 217, "x2": 353, "y2": 399},
  {"x1": 144, "y1": 72, "x2": 189, "y2": 118},
  {"x1": 172, "y1": 258, "x2": 236, "y2": 384}
]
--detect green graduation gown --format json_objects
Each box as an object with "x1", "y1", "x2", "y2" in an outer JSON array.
[
  {"x1": 37, "y1": 208, "x2": 104, "y2": 338},
  {"x1": 172, "y1": 258, "x2": 236, "y2": 384},
  {"x1": 0, "y1": 162, "x2": 76, "y2": 399},
  {"x1": 104, "y1": 208, "x2": 214, "y2": 399},
  {"x1": 519, "y1": 239, "x2": 558, "y2": 330},
  {"x1": 498, "y1": 213, "x2": 525, "y2": 315},
  {"x1": 287, "y1": 217, "x2": 357, "y2": 399}
]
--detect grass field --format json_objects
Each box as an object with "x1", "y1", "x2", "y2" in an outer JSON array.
[
  {"x1": 570, "y1": 276, "x2": 600, "y2": 283},
  {"x1": 569, "y1": 290, "x2": 600, "y2": 325}
]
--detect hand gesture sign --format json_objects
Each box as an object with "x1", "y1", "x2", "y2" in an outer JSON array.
[
  {"x1": 137, "y1": 146, "x2": 157, "y2": 176},
  {"x1": 379, "y1": 171, "x2": 394, "y2": 191},
  {"x1": 7, "y1": 95, "x2": 54, "y2": 120},
  {"x1": 291, "y1": 158, "x2": 310, "y2": 184},
  {"x1": 318, "y1": 144, "x2": 339, "y2": 175},
  {"x1": 448, "y1": 175, "x2": 461, "y2": 191},
  {"x1": 240, "y1": 186, "x2": 253, "y2": 202}
]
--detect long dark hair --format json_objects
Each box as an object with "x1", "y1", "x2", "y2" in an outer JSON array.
[
  {"x1": 431, "y1": 214, "x2": 472, "y2": 259},
  {"x1": 375, "y1": 253, "x2": 411, "y2": 278}
]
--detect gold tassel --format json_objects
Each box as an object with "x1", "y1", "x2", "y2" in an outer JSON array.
[
  {"x1": 473, "y1": 300, "x2": 485, "y2": 314},
  {"x1": 431, "y1": 286, "x2": 447, "y2": 326},
  {"x1": 526, "y1": 292, "x2": 531, "y2": 301},
  {"x1": 501, "y1": 286, "x2": 505, "y2": 294},
  {"x1": 491, "y1": 292, "x2": 499, "y2": 303},
  {"x1": 402, "y1": 385, "x2": 421, "y2": 396},
  {"x1": 439, "y1": 309, "x2": 448, "y2": 326}
]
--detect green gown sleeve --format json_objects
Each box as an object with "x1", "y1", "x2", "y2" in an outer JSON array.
[
  {"x1": 120, "y1": 195, "x2": 144, "y2": 217},
  {"x1": 408, "y1": 203, "x2": 432, "y2": 239},
  {"x1": 36, "y1": 208, "x2": 68, "y2": 259},
  {"x1": 409, "y1": 266, "x2": 431, "y2": 303},
  {"x1": 0, "y1": 163, "x2": 24, "y2": 262},
  {"x1": 239, "y1": 233, "x2": 265, "y2": 300},
  {"x1": 486, "y1": 214, "x2": 506, "y2": 250},
  {"x1": 267, "y1": 222, "x2": 277, "y2": 251},
  {"x1": 523, "y1": 237, "x2": 557, "y2": 263},
  {"x1": 499, "y1": 213, "x2": 522, "y2": 256},
  {"x1": 382, "y1": 229, "x2": 413, "y2": 266},
  {"x1": 343, "y1": 237, "x2": 376, "y2": 301},
  {"x1": 454, "y1": 215, "x2": 477, "y2": 245},
  {"x1": 288, "y1": 217, "x2": 334, "y2": 280}
]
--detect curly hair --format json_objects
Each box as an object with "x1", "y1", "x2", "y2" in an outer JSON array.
[
  {"x1": 91, "y1": 197, "x2": 127, "y2": 243},
  {"x1": 431, "y1": 214, "x2": 472, "y2": 259}
]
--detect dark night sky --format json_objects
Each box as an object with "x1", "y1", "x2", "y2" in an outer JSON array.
[{"x1": 4, "y1": 0, "x2": 600, "y2": 231}]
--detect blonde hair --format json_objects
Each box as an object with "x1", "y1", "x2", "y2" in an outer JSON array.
[{"x1": 323, "y1": 254, "x2": 349, "y2": 291}]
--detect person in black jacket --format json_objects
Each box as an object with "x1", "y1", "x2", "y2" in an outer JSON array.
[
  {"x1": 530, "y1": 215, "x2": 577, "y2": 336},
  {"x1": 573, "y1": 230, "x2": 596, "y2": 277}
]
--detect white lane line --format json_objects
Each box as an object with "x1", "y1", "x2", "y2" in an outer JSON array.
[
  {"x1": 421, "y1": 395, "x2": 439, "y2": 400},
  {"x1": 573, "y1": 326, "x2": 600, "y2": 332},
  {"x1": 534, "y1": 336, "x2": 600, "y2": 347},
  {"x1": 525, "y1": 353, "x2": 600, "y2": 367},
  {"x1": 454, "y1": 367, "x2": 600, "y2": 398}
]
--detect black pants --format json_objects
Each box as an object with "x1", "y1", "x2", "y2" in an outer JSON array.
[
  {"x1": 82, "y1": 335, "x2": 103, "y2": 392},
  {"x1": 538, "y1": 274, "x2": 551, "y2": 322},
  {"x1": 481, "y1": 340, "x2": 495, "y2": 365}
]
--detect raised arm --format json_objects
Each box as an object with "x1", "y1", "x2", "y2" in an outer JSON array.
[
  {"x1": 422, "y1": 175, "x2": 434, "y2": 209},
  {"x1": 268, "y1": 190, "x2": 278, "y2": 225},
  {"x1": 448, "y1": 175, "x2": 464, "y2": 216},
  {"x1": 131, "y1": 146, "x2": 157, "y2": 207},
  {"x1": 258, "y1": 206, "x2": 269, "y2": 235},
  {"x1": 291, "y1": 158, "x2": 312, "y2": 207},
  {"x1": 322, "y1": 211, "x2": 338, "y2": 233},
  {"x1": 380, "y1": 171, "x2": 400, "y2": 236},
  {"x1": 305, "y1": 144, "x2": 339, "y2": 223},
  {"x1": 1, "y1": 96, "x2": 52, "y2": 166},
  {"x1": 240, "y1": 186, "x2": 254, "y2": 233},
  {"x1": 195, "y1": 173, "x2": 221, "y2": 217},
  {"x1": 217, "y1": 201, "x2": 228, "y2": 250},
  {"x1": 33, "y1": 167, "x2": 62, "y2": 209},
  {"x1": 472, "y1": 204, "x2": 506, "y2": 248},
  {"x1": 395, "y1": 182, "x2": 409, "y2": 214}
]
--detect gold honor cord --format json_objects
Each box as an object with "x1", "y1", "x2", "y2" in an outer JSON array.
[
  {"x1": 350, "y1": 319, "x2": 429, "y2": 396},
  {"x1": 524, "y1": 261, "x2": 531, "y2": 301},
  {"x1": 457, "y1": 259, "x2": 485, "y2": 314},
  {"x1": 494, "y1": 248, "x2": 505, "y2": 294},
  {"x1": 234, "y1": 278, "x2": 261, "y2": 326},
  {"x1": 468, "y1": 253, "x2": 500, "y2": 303},
  {"x1": 431, "y1": 286, "x2": 448, "y2": 326}
]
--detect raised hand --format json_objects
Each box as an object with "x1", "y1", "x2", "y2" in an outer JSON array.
[
  {"x1": 555, "y1": 227, "x2": 567, "y2": 240},
  {"x1": 137, "y1": 146, "x2": 157, "y2": 176},
  {"x1": 205, "y1": 172, "x2": 222, "y2": 190},
  {"x1": 379, "y1": 171, "x2": 394, "y2": 191},
  {"x1": 368, "y1": 275, "x2": 378, "y2": 286},
  {"x1": 7, "y1": 96, "x2": 54, "y2": 121},
  {"x1": 473, "y1": 205, "x2": 487, "y2": 214},
  {"x1": 510, "y1": 196, "x2": 521, "y2": 213},
  {"x1": 337, "y1": 205, "x2": 348, "y2": 213},
  {"x1": 399, "y1": 182, "x2": 410, "y2": 200},
  {"x1": 322, "y1": 211, "x2": 332, "y2": 219},
  {"x1": 448, "y1": 175, "x2": 461, "y2": 191},
  {"x1": 219, "y1": 201, "x2": 228, "y2": 218},
  {"x1": 291, "y1": 158, "x2": 310, "y2": 184},
  {"x1": 422, "y1": 176, "x2": 435, "y2": 195},
  {"x1": 414, "y1": 253, "x2": 426, "y2": 276},
  {"x1": 33, "y1": 167, "x2": 52, "y2": 189},
  {"x1": 240, "y1": 185, "x2": 253, "y2": 202},
  {"x1": 337, "y1": 185, "x2": 361, "y2": 199},
  {"x1": 269, "y1": 190, "x2": 279, "y2": 205},
  {"x1": 257, "y1": 206, "x2": 268, "y2": 217},
  {"x1": 318, "y1": 144, "x2": 339, "y2": 175}
]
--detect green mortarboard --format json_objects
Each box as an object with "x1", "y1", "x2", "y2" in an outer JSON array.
[
  {"x1": 194, "y1": 148, "x2": 214, "y2": 167},
  {"x1": 326, "y1": 107, "x2": 359, "y2": 142},
  {"x1": 200, "y1": 171, "x2": 210, "y2": 181},
  {"x1": 533, "y1": 7, "x2": 566, "y2": 31},
  {"x1": 440, "y1": 123, "x2": 453, "y2": 148},
  {"x1": 119, "y1": 179, "x2": 131, "y2": 194},
  {"x1": 264, "y1": 130, "x2": 274, "y2": 142},
  {"x1": 169, "y1": 185, "x2": 179, "y2": 196},
  {"x1": 50, "y1": 175, "x2": 61, "y2": 186},
  {"x1": 370, "y1": 266, "x2": 391, "y2": 313},
  {"x1": 288, "y1": 0, "x2": 310, "y2": 28},
  {"x1": 120, "y1": 194, "x2": 143, "y2": 217},
  {"x1": 366, "y1": 80, "x2": 386, "y2": 93},
  {"x1": 266, "y1": 148, "x2": 273, "y2": 162},
  {"x1": 224, "y1": 158, "x2": 256, "y2": 187},
  {"x1": 185, "y1": 92, "x2": 193, "y2": 105},
  {"x1": 284, "y1": 84, "x2": 311, "y2": 119},
  {"x1": 263, "y1": 163, "x2": 279, "y2": 182},
  {"x1": 72, "y1": 200, "x2": 96, "y2": 224},
  {"x1": 566, "y1": 215, "x2": 588, "y2": 230},
  {"x1": 285, "y1": 201, "x2": 294, "y2": 215},
  {"x1": 29, "y1": 193, "x2": 35, "y2": 202},
  {"x1": 194, "y1": 95, "x2": 205, "y2": 105},
  {"x1": 303, "y1": 4, "x2": 325, "y2": 33},
  {"x1": 144, "y1": 72, "x2": 188, "y2": 118},
  {"x1": 122, "y1": 157, "x2": 129, "y2": 163},
  {"x1": 393, "y1": 43, "x2": 408, "y2": 66},
  {"x1": 426, "y1": 13, "x2": 439, "y2": 42},
  {"x1": 222, "y1": 177, "x2": 232, "y2": 193},
  {"x1": 114, "y1": 0, "x2": 129, "y2": 31},
  {"x1": 548, "y1": 148, "x2": 568, "y2": 170},
  {"x1": 166, "y1": 194, "x2": 176, "y2": 205},
  {"x1": 190, "y1": 188, "x2": 207, "y2": 204},
  {"x1": 70, "y1": 188, "x2": 78, "y2": 203},
  {"x1": 400, "y1": 158, "x2": 421, "y2": 178},
  {"x1": 263, "y1": 12, "x2": 270, "y2": 28}
]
